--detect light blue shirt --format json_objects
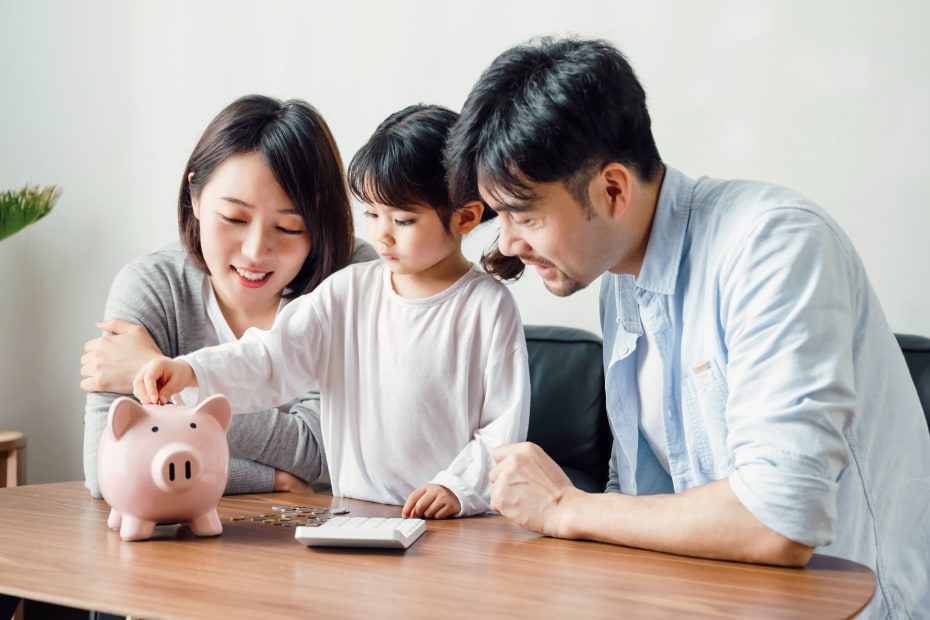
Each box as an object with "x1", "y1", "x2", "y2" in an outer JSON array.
[{"x1": 601, "y1": 167, "x2": 930, "y2": 619}]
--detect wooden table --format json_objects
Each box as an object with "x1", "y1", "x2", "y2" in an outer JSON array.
[{"x1": 0, "y1": 482, "x2": 875, "y2": 619}]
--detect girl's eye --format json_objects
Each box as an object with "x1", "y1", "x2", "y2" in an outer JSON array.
[
  {"x1": 394, "y1": 219, "x2": 414, "y2": 227},
  {"x1": 363, "y1": 211, "x2": 377, "y2": 219}
]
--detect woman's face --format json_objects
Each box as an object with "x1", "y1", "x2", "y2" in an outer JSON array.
[{"x1": 191, "y1": 151, "x2": 311, "y2": 323}]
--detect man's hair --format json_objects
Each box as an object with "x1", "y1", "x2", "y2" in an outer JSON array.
[
  {"x1": 179, "y1": 94, "x2": 353, "y2": 298},
  {"x1": 445, "y1": 36, "x2": 663, "y2": 279},
  {"x1": 348, "y1": 103, "x2": 493, "y2": 233}
]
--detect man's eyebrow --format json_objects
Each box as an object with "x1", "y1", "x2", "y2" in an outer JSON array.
[{"x1": 492, "y1": 200, "x2": 535, "y2": 214}]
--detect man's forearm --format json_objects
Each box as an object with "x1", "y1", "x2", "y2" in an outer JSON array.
[{"x1": 559, "y1": 478, "x2": 814, "y2": 567}]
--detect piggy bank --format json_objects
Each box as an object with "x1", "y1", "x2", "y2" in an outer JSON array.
[{"x1": 97, "y1": 394, "x2": 231, "y2": 541}]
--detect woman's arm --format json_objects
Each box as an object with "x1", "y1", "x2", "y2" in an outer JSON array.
[{"x1": 80, "y1": 318, "x2": 163, "y2": 394}]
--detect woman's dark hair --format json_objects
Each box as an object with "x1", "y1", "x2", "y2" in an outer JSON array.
[
  {"x1": 347, "y1": 103, "x2": 493, "y2": 233},
  {"x1": 444, "y1": 36, "x2": 663, "y2": 280},
  {"x1": 179, "y1": 94, "x2": 353, "y2": 298}
]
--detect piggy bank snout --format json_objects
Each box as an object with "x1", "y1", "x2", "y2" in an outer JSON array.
[{"x1": 151, "y1": 443, "x2": 203, "y2": 493}]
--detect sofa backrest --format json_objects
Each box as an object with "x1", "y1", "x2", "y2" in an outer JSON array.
[
  {"x1": 896, "y1": 333, "x2": 930, "y2": 433},
  {"x1": 524, "y1": 325, "x2": 612, "y2": 492}
]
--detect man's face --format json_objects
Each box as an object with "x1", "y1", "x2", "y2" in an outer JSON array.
[{"x1": 478, "y1": 178, "x2": 610, "y2": 297}]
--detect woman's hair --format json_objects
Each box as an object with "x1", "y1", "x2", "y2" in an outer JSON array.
[
  {"x1": 346, "y1": 103, "x2": 493, "y2": 233},
  {"x1": 179, "y1": 94, "x2": 353, "y2": 298}
]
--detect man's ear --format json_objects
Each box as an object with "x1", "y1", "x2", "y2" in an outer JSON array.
[
  {"x1": 598, "y1": 163, "x2": 633, "y2": 219},
  {"x1": 452, "y1": 200, "x2": 484, "y2": 234}
]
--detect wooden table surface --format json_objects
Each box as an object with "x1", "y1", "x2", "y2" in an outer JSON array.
[{"x1": 0, "y1": 482, "x2": 875, "y2": 619}]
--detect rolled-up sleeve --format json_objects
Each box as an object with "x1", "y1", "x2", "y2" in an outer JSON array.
[{"x1": 720, "y1": 207, "x2": 856, "y2": 546}]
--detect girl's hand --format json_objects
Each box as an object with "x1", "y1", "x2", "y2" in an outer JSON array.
[
  {"x1": 132, "y1": 357, "x2": 196, "y2": 405},
  {"x1": 402, "y1": 483, "x2": 461, "y2": 519},
  {"x1": 81, "y1": 319, "x2": 162, "y2": 393}
]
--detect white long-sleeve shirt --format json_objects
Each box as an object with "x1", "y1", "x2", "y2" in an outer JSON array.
[{"x1": 178, "y1": 261, "x2": 530, "y2": 515}]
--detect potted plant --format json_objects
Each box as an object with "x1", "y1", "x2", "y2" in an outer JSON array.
[{"x1": 0, "y1": 184, "x2": 61, "y2": 241}]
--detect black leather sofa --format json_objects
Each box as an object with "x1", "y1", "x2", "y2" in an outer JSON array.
[
  {"x1": 524, "y1": 325, "x2": 611, "y2": 492},
  {"x1": 896, "y1": 333, "x2": 930, "y2": 432}
]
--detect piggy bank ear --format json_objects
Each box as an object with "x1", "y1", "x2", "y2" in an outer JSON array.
[
  {"x1": 108, "y1": 397, "x2": 149, "y2": 440},
  {"x1": 195, "y1": 394, "x2": 232, "y2": 432}
]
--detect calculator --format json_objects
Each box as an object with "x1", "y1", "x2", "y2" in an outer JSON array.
[{"x1": 294, "y1": 516, "x2": 426, "y2": 549}]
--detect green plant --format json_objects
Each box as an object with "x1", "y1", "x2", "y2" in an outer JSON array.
[{"x1": 0, "y1": 184, "x2": 61, "y2": 242}]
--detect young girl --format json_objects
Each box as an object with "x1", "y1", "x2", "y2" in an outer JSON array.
[
  {"x1": 82, "y1": 94, "x2": 378, "y2": 498},
  {"x1": 133, "y1": 104, "x2": 531, "y2": 519}
]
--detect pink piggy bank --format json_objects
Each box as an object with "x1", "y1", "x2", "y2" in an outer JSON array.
[{"x1": 97, "y1": 394, "x2": 231, "y2": 541}]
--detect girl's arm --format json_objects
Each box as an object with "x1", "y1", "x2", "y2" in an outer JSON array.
[{"x1": 431, "y1": 299, "x2": 531, "y2": 516}]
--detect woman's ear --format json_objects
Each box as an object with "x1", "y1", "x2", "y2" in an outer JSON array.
[
  {"x1": 188, "y1": 172, "x2": 201, "y2": 219},
  {"x1": 453, "y1": 200, "x2": 484, "y2": 234}
]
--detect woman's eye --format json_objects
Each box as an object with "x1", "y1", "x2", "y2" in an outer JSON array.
[
  {"x1": 276, "y1": 226, "x2": 305, "y2": 235},
  {"x1": 220, "y1": 214, "x2": 246, "y2": 224}
]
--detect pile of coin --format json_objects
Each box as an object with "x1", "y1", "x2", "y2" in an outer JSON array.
[{"x1": 229, "y1": 505, "x2": 350, "y2": 527}]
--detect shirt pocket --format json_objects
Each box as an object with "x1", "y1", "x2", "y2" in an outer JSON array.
[{"x1": 680, "y1": 359, "x2": 733, "y2": 476}]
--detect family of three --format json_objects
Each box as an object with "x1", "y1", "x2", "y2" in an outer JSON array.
[{"x1": 80, "y1": 36, "x2": 928, "y2": 619}]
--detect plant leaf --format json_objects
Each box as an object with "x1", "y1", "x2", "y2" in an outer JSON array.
[{"x1": 0, "y1": 185, "x2": 62, "y2": 242}]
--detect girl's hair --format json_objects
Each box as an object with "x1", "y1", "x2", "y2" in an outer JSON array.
[
  {"x1": 347, "y1": 103, "x2": 492, "y2": 232},
  {"x1": 179, "y1": 94, "x2": 353, "y2": 298}
]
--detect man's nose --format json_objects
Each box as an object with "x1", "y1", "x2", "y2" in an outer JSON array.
[{"x1": 497, "y1": 215, "x2": 527, "y2": 257}]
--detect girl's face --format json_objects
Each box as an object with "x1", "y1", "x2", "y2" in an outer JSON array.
[{"x1": 192, "y1": 151, "x2": 310, "y2": 324}]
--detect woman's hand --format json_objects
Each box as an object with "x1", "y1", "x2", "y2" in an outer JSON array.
[{"x1": 81, "y1": 319, "x2": 162, "y2": 393}]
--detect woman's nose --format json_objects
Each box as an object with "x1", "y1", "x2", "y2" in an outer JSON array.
[{"x1": 241, "y1": 225, "x2": 272, "y2": 260}]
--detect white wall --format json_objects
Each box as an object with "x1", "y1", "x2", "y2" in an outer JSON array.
[{"x1": 1, "y1": 0, "x2": 928, "y2": 485}]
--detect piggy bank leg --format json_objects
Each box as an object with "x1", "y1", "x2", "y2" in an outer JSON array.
[
  {"x1": 119, "y1": 516, "x2": 157, "y2": 541},
  {"x1": 188, "y1": 509, "x2": 223, "y2": 537},
  {"x1": 107, "y1": 508, "x2": 122, "y2": 530}
]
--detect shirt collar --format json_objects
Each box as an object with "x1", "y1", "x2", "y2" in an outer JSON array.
[{"x1": 634, "y1": 166, "x2": 694, "y2": 296}]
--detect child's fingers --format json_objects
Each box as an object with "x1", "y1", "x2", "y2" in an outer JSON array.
[
  {"x1": 157, "y1": 369, "x2": 187, "y2": 404},
  {"x1": 403, "y1": 487, "x2": 426, "y2": 518},
  {"x1": 132, "y1": 360, "x2": 166, "y2": 404},
  {"x1": 143, "y1": 367, "x2": 163, "y2": 404},
  {"x1": 420, "y1": 495, "x2": 446, "y2": 519}
]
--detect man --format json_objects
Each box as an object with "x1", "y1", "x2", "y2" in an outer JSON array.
[{"x1": 445, "y1": 37, "x2": 930, "y2": 618}]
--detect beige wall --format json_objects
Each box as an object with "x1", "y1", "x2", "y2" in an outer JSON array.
[{"x1": 2, "y1": 0, "x2": 928, "y2": 485}]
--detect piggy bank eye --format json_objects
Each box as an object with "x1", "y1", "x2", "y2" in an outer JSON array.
[
  {"x1": 190, "y1": 422, "x2": 197, "y2": 429},
  {"x1": 151, "y1": 426, "x2": 159, "y2": 433}
]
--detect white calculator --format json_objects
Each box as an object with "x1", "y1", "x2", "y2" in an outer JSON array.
[{"x1": 294, "y1": 516, "x2": 426, "y2": 549}]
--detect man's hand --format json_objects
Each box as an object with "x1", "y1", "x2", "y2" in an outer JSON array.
[
  {"x1": 81, "y1": 319, "x2": 162, "y2": 393},
  {"x1": 489, "y1": 442, "x2": 584, "y2": 538},
  {"x1": 403, "y1": 483, "x2": 461, "y2": 519},
  {"x1": 133, "y1": 357, "x2": 196, "y2": 405}
]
